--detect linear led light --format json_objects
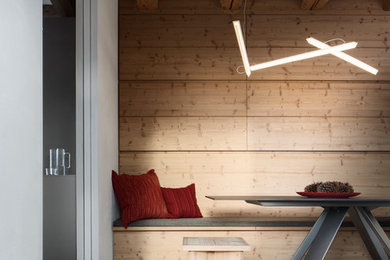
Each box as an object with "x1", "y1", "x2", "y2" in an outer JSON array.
[
  {"x1": 306, "y1": 37, "x2": 378, "y2": 75},
  {"x1": 232, "y1": 21, "x2": 251, "y2": 76},
  {"x1": 232, "y1": 20, "x2": 361, "y2": 77},
  {"x1": 250, "y1": 42, "x2": 357, "y2": 71}
]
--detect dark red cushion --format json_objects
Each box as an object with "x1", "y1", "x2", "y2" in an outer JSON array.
[
  {"x1": 161, "y1": 184, "x2": 203, "y2": 218},
  {"x1": 112, "y1": 169, "x2": 168, "y2": 228}
]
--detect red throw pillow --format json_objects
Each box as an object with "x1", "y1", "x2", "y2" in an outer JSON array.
[
  {"x1": 161, "y1": 183, "x2": 203, "y2": 218},
  {"x1": 112, "y1": 169, "x2": 168, "y2": 228}
]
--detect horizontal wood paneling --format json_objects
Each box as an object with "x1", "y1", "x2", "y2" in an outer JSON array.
[
  {"x1": 303, "y1": 0, "x2": 388, "y2": 15},
  {"x1": 119, "y1": 47, "x2": 245, "y2": 80},
  {"x1": 248, "y1": 117, "x2": 390, "y2": 151},
  {"x1": 120, "y1": 81, "x2": 390, "y2": 117},
  {"x1": 119, "y1": 117, "x2": 247, "y2": 151},
  {"x1": 120, "y1": 117, "x2": 390, "y2": 151},
  {"x1": 119, "y1": 15, "x2": 239, "y2": 48},
  {"x1": 120, "y1": 152, "x2": 390, "y2": 179},
  {"x1": 119, "y1": 81, "x2": 246, "y2": 116},
  {"x1": 114, "y1": 229, "x2": 382, "y2": 259},
  {"x1": 248, "y1": 15, "x2": 390, "y2": 48},
  {"x1": 120, "y1": 15, "x2": 390, "y2": 48},
  {"x1": 119, "y1": 0, "x2": 388, "y2": 15},
  {"x1": 247, "y1": 82, "x2": 390, "y2": 117},
  {"x1": 120, "y1": 47, "x2": 389, "y2": 80},
  {"x1": 118, "y1": 1, "x2": 390, "y2": 254},
  {"x1": 120, "y1": 152, "x2": 390, "y2": 217},
  {"x1": 119, "y1": 0, "x2": 223, "y2": 15}
]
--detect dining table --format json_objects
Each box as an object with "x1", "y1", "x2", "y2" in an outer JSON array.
[{"x1": 206, "y1": 195, "x2": 390, "y2": 260}]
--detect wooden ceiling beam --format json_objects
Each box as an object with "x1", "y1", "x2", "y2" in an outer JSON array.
[
  {"x1": 384, "y1": 0, "x2": 390, "y2": 11},
  {"x1": 300, "y1": 0, "x2": 329, "y2": 10},
  {"x1": 137, "y1": 0, "x2": 158, "y2": 10},
  {"x1": 312, "y1": 0, "x2": 329, "y2": 9},
  {"x1": 231, "y1": 0, "x2": 244, "y2": 10},
  {"x1": 51, "y1": 0, "x2": 75, "y2": 17},
  {"x1": 220, "y1": 0, "x2": 243, "y2": 10},
  {"x1": 220, "y1": 0, "x2": 232, "y2": 9}
]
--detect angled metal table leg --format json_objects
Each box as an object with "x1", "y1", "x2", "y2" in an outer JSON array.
[
  {"x1": 304, "y1": 207, "x2": 348, "y2": 260},
  {"x1": 360, "y1": 207, "x2": 390, "y2": 256},
  {"x1": 348, "y1": 207, "x2": 389, "y2": 260},
  {"x1": 291, "y1": 208, "x2": 330, "y2": 260}
]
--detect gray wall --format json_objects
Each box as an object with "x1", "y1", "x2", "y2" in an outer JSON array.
[
  {"x1": 43, "y1": 176, "x2": 76, "y2": 260},
  {"x1": 0, "y1": 1, "x2": 42, "y2": 259},
  {"x1": 43, "y1": 18, "x2": 76, "y2": 175},
  {"x1": 91, "y1": 0, "x2": 119, "y2": 258}
]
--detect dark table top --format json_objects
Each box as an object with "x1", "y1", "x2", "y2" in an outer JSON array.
[{"x1": 206, "y1": 195, "x2": 390, "y2": 207}]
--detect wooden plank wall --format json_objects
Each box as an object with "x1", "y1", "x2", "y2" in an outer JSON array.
[
  {"x1": 115, "y1": 229, "x2": 390, "y2": 259},
  {"x1": 119, "y1": 0, "x2": 390, "y2": 219}
]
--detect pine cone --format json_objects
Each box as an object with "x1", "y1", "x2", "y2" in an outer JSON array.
[
  {"x1": 318, "y1": 182, "x2": 338, "y2": 192},
  {"x1": 337, "y1": 182, "x2": 354, "y2": 193},
  {"x1": 304, "y1": 182, "x2": 322, "y2": 192},
  {"x1": 304, "y1": 181, "x2": 354, "y2": 193}
]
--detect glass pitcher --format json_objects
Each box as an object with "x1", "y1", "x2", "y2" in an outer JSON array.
[{"x1": 46, "y1": 148, "x2": 71, "y2": 175}]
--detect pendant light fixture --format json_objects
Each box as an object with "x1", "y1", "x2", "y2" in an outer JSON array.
[
  {"x1": 306, "y1": 37, "x2": 378, "y2": 75},
  {"x1": 232, "y1": 20, "x2": 378, "y2": 77},
  {"x1": 233, "y1": 21, "x2": 251, "y2": 76}
]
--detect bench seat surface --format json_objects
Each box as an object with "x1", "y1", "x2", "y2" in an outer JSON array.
[{"x1": 113, "y1": 217, "x2": 390, "y2": 228}]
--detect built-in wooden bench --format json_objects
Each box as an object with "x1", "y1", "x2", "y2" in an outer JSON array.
[{"x1": 113, "y1": 217, "x2": 390, "y2": 260}]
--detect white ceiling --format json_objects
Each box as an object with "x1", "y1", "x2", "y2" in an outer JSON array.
[{"x1": 43, "y1": 0, "x2": 52, "y2": 5}]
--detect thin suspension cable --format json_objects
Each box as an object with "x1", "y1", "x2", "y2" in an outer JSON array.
[
  {"x1": 324, "y1": 38, "x2": 346, "y2": 44},
  {"x1": 243, "y1": 0, "x2": 247, "y2": 39}
]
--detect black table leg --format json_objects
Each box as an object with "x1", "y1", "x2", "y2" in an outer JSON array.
[
  {"x1": 292, "y1": 208, "x2": 330, "y2": 260},
  {"x1": 349, "y1": 207, "x2": 389, "y2": 259},
  {"x1": 304, "y1": 207, "x2": 348, "y2": 260},
  {"x1": 360, "y1": 207, "x2": 390, "y2": 256}
]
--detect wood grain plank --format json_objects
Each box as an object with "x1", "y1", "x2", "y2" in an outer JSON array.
[
  {"x1": 119, "y1": 81, "x2": 246, "y2": 116},
  {"x1": 248, "y1": 117, "x2": 390, "y2": 151},
  {"x1": 120, "y1": 15, "x2": 390, "y2": 48},
  {"x1": 247, "y1": 82, "x2": 390, "y2": 117},
  {"x1": 300, "y1": 0, "x2": 329, "y2": 10},
  {"x1": 119, "y1": 81, "x2": 390, "y2": 118},
  {"x1": 137, "y1": 0, "x2": 158, "y2": 9},
  {"x1": 120, "y1": 152, "x2": 390, "y2": 217},
  {"x1": 251, "y1": 0, "x2": 388, "y2": 15},
  {"x1": 119, "y1": 117, "x2": 247, "y2": 151},
  {"x1": 119, "y1": 0, "x2": 226, "y2": 15},
  {"x1": 231, "y1": 0, "x2": 243, "y2": 10},
  {"x1": 300, "y1": 0, "x2": 317, "y2": 10},
  {"x1": 114, "y1": 228, "x2": 385, "y2": 259},
  {"x1": 119, "y1": 48, "x2": 245, "y2": 81},
  {"x1": 119, "y1": 0, "x2": 388, "y2": 15},
  {"x1": 385, "y1": 0, "x2": 390, "y2": 11},
  {"x1": 313, "y1": 0, "x2": 329, "y2": 10},
  {"x1": 248, "y1": 15, "x2": 390, "y2": 48},
  {"x1": 220, "y1": 0, "x2": 233, "y2": 10},
  {"x1": 119, "y1": 47, "x2": 389, "y2": 80},
  {"x1": 119, "y1": 15, "x2": 240, "y2": 48}
]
